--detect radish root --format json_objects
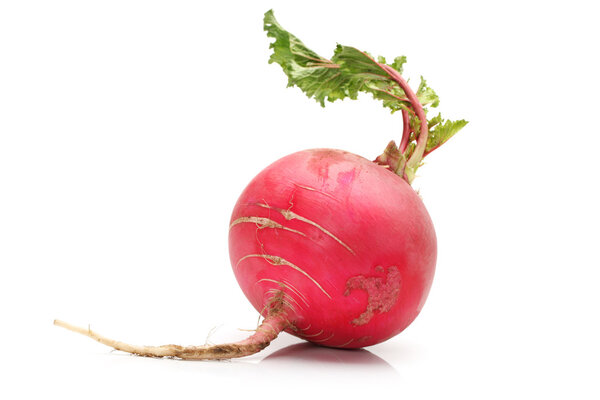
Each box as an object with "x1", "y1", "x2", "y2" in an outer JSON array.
[{"x1": 54, "y1": 313, "x2": 291, "y2": 360}]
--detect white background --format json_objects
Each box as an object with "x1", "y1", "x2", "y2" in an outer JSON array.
[{"x1": 1, "y1": 1, "x2": 599, "y2": 398}]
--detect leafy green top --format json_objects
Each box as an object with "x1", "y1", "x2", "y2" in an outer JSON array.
[{"x1": 264, "y1": 10, "x2": 467, "y2": 184}]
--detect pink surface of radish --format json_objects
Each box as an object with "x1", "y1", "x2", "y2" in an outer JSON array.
[
  {"x1": 229, "y1": 149, "x2": 436, "y2": 348},
  {"x1": 54, "y1": 10, "x2": 467, "y2": 360}
]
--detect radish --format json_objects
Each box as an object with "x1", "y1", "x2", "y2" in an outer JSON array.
[{"x1": 55, "y1": 10, "x2": 467, "y2": 360}]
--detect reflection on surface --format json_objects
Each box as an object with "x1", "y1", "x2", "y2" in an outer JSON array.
[
  {"x1": 258, "y1": 342, "x2": 401, "y2": 390},
  {"x1": 113, "y1": 340, "x2": 403, "y2": 396},
  {"x1": 262, "y1": 342, "x2": 394, "y2": 367}
]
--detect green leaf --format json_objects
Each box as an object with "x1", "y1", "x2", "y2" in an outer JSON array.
[
  {"x1": 264, "y1": 10, "x2": 468, "y2": 183},
  {"x1": 265, "y1": 11, "x2": 411, "y2": 112},
  {"x1": 416, "y1": 77, "x2": 440, "y2": 107},
  {"x1": 264, "y1": 10, "x2": 348, "y2": 106},
  {"x1": 426, "y1": 119, "x2": 468, "y2": 153},
  {"x1": 428, "y1": 113, "x2": 443, "y2": 129},
  {"x1": 332, "y1": 45, "x2": 411, "y2": 113},
  {"x1": 333, "y1": 45, "x2": 388, "y2": 79},
  {"x1": 390, "y1": 56, "x2": 407, "y2": 75}
]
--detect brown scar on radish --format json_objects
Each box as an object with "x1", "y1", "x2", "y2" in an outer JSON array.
[
  {"x1": 265, "y1": 288, "x2": 300, "y2": 312},
  {"x1": 301, "y1": 329, "x2": 324, "y2": 338},
  {"x1": 293, "y1": 183, "x2": 339, "y2": 201},
  {"x1": 337, "y1": 338, "x2": 354, "y2": 347},
  {"x1": 312, "y1": 333, "x2": 334, "y2": 343},
  {"x1": 257, "y1": 278, "x2": 309, "y2": 307},
  {"x1": 254, "y1": 202, "x2": 355, "y2": 255},
  {"x1": 344, "y1": 266, "x2": 402, "y2": 325},
  {"x1": 236, "y1": 253, "x2": 332, "y2": 299},
  {"x1": 282, "y1": 278, "x2": 310, "y2": 307},
  {"x1": 229, "y1": 216, "x2": 306, "y2": 236}
]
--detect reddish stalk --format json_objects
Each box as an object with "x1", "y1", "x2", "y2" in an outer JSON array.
[
  {"x1": 399, "y1": 109, "x2": 410, "y2": 153},
  {"x1": 352, "y1": 49, "x2": 427, "y2": 182},
  {"x1": 379, "y1": 64, "x2": 428, "y2": 180},
  {"x1": 424, "y1": 145, "x2": 440, "y2": 157}
]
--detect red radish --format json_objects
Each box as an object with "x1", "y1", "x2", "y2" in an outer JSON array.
[
  {"x1": 55, "y1": 10, "x2": 467, "y2": 360},
  {"x1": 229, "y1": 149, "x2": 436, "y2": 348}
]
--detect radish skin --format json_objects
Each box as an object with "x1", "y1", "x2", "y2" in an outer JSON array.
[{"x1": 229, "y1": 149, "x2": 437, "y2": 348}]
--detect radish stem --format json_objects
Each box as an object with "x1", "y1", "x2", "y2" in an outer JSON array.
[
  {"x1": 399, "y1": 109, "x2": 410, "y2": 153},
  {"x1": 380, "y1": 64, "x2": 429, "y2": 183}
]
